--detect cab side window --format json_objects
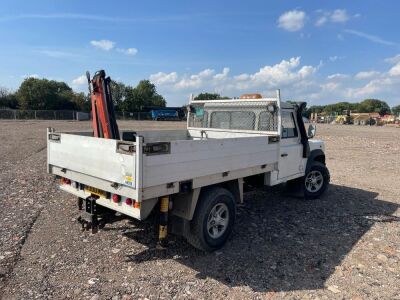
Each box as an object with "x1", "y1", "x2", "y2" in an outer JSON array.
[{"x1": 281, "y1": 111, "x2": 298, "y2": 138}]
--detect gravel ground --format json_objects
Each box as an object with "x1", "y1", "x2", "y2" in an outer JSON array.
[{"x1": 0, "y1": 120, "x2": 399, "y2": 300}]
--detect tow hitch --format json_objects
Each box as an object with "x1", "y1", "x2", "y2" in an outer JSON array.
[
  {"x1": 78, "y1": 196, "x2": 104, "y2": 233},
  {"x1": 77, "y1": 196, "x2": 117, "y2": 233},
  {"x1": 77, "y1": 196, "x2": 100, "y2": 233}
]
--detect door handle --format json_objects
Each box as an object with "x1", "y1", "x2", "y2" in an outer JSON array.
[{"x1": 281, "y1": 153, "x2": 288, "y2": 157}]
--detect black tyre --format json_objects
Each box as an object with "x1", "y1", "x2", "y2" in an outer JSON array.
[
  {"x1": 303, "y1": 162, "x2": 330, "y2": 199},
  {"x1": 187, "y1": 187, "x2": 236, "y2": 251}
]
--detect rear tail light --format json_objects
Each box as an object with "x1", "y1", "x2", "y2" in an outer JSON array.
[
  {"x1": 112, "y1": 194, "x2": 120, "y2": 203},
  {"x1": 125, "y1": 198, "x2": 133, "y2": 205},
  {"x1": 61, "y1": 178, "x2": 71, "y2": 185},
  {"x1": 134, "y1": 201, "x2": 140, "y2": 209}
]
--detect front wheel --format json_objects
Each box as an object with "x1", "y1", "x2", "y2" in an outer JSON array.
[
  {"x1": 303, "y1": 162, "x2": 330, "y2": 199},
  {"x1": 187, "y1": 187, "x2": 236, "y2": 251}
]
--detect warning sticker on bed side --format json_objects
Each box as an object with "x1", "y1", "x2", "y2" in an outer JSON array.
[{"x1": 124, "y1": 175, "x2": 134, "y2": 186}]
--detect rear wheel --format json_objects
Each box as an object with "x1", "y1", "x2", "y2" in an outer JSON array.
[{"x1": 187, "y1": 187, "x2": 236, "y2": 251}]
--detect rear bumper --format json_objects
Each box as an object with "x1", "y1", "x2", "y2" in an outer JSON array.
[{"x1": 59, "y1": 184, "x2": 157, "y2": 220}]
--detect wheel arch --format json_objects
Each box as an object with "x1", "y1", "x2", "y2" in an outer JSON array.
[
  {"x1": 171, "y1": 179, "x2": 243, "y2": 221},
  {"x1": 306, "y1": 149, "x2": 326, "y2": 172}
]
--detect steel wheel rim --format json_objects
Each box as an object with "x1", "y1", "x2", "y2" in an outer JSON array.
[
  {"x1": 305, "y1": 170, "x2": 324, "y2": 193},
  {"x1": 207, "y1": 203, "x2": 229, "y2": 239}
]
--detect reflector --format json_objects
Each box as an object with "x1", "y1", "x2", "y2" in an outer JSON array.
[{"x1": 112, "y1": 194, "x2": 120, "y2": 203}]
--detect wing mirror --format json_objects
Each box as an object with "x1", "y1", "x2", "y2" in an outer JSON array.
[{"x1": 307, "y1": 124, "x2": 316, "y2": 139}]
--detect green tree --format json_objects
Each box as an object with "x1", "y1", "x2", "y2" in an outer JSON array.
[
  {"x1": 0, "y1": 87, "x2": 18, "y2": 109},
  {"x1": 303, "y1": 105, "x2": 326, "y2": 118},
  {"x1": 194, "y1": 93, "x2": 229, "y2": 100},
  {"x1": 70, "y1": 92, "x2": 90, "y2": 111},
  {"x1": 391, "y1": 105, "x2": 400, "y2": 115},
  {"x1": 122, "y1": 80, "x2": 166, "y2": 111},
  {"x1": 109, "y1": 80, "x2": 127, "y2": 109},
  {"x1": 359, "y1": 99, "x2": 390, "y2": 115},
  {"x1": 324, "y1": 102, "x2": 360, "y2": 115},
  {"x1": 16, "y1": 78, "x2": 77, "y2": 110}
]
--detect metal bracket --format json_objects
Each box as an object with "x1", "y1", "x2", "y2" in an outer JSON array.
[
  {"x1": 143, "y1": 142, "x2": 170, "y2": 155},
  {"x1": 48, "y1": 133, "x2": 61, "y2": 142},
  {"x1": 116, "y1": 141, "x2": 136, "y2": 155}
]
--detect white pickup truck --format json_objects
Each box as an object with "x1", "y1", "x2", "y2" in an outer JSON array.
[{"x1": 47, "y1": 91, "x2": 329, "y2": 251}]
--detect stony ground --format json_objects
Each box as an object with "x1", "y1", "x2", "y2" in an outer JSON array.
[{"x1": 0, "y1": 120, "x2": 399, "y2": 300}]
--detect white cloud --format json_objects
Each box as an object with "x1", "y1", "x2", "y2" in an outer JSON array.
[
  {"x1": 90, "y1": 39, "x2": 115, "y2": 51},
  {"x1": 327, "y1": 73, "x2": 349, "y2": 80},
  {"x1": 116, "y1": 47, "x2": 138, "y2": 56},
  {"x1": 384, "y1": 54, "x2": 400, "y2": 64},
  {"x1": 346, "y1": 68, "x2": 400, "y2": 99},
  {"x1": 315, "y1": 9, "x2": 354, "y2": 27},
  {"x1": 199, "y1": 69, "x2": 215, "y2": 77},
  {"x1": 355, "y1": 71, "x2": 380, "y2": 80},
  {"x1": 315, "y1": 15, "x2": 328, "y2": 27},
  {"x1": 321, "y1": 82, "x2": 340, "y2": 91},
  {"x1": 174, "y1": 68, "x2": 216, "y2": 90},
  {"x1": 149, "y1": 72, "x2": 178, "y2": 85},
  {"x1": 299, "y1": 65, "x2": 316, "y2": 77},
  {"x1": 389, "y1": 63, "x2": 400, "y2": 76},
  {"x1": 151, "y1": 57, "x2": 317, "y2": 96},
  {"x1": 346, "y1": 79, "x2": 385, "y2": 98},
  {"x1": 234, "y1": 74, "x2": 250, "y2": 81},
  {"x1": 71, "y1": 75, "x2": 88, "y2": 92},
  {"x1": 150, "y1": 56, "x2": 400, "y2": 107},
  {"x1": 249, "y1": 57, "x2": 316, "y2": 86},
  {"x1": 329, "y1": 55, "x2": 345, "y2": 62},
  {"x1": 72, "y1": 75, "x2": 87, "y2": 86},
  {"x1": 344, "y1": 30, "x2": 398, "y2": 46},
  {"x1": 214, "y1": 67, "x2": 229, "y2": 80},
  {"x1": 330, "y1": 9, "x2": 349, "y2": 23},
  {"x1": 21, "y1": 74, "x2": 39, "y2": 79},
  {"x1": 278, "y1": 10, "x2": 306, "y2": 32}
]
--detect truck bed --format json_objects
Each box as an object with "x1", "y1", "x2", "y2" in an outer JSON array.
[{"x1": 47, "y1": 129, "x2": 279, "y2": 203}]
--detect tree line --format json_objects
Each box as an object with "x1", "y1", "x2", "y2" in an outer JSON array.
[
  {"x1": 1, "y1": 81, "x2": 399, "y2": 116},
  {"x1": 304, "y1": 99, "x2": 400, "y2": 117},
  {"x1": 195, "y1": 93, "x2": 400, "y2": 116},
  {"x1": 0, "y1": 77, "x2": 166, "y2": 112}
]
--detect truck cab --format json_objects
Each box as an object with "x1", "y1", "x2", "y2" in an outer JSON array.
[{"x1": 187, "y1": 96, "x2": 328, "y2": 194}]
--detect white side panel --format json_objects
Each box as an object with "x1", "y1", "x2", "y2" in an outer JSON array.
[
  {"x1": 143, "y1": 137, "x2": 278, "y2": 187},
  {"x1": 48, "y1": 134, "x2": 135, "y2": 186}
]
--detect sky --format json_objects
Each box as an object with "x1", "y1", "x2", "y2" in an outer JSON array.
[{"x1": 1, "y1": 0, "x2": 400, "y2": 107}]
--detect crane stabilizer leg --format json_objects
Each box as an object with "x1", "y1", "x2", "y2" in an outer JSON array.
[{"x1": 88, "y1": 70, "x2": 120, "y2": 139}]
